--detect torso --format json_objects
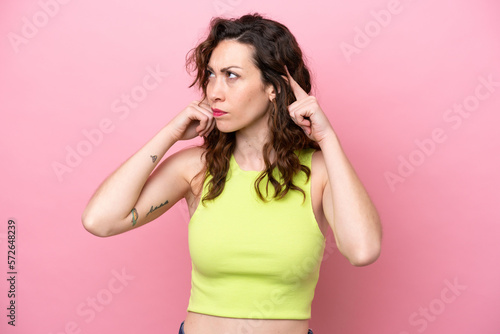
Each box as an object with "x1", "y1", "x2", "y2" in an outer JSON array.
[
  {"x1": 182, "y1": 148, "x2": 329, "y2": 333},
  {"x1": 183, "y1": 312, "x2": 310, "y2": 334}
]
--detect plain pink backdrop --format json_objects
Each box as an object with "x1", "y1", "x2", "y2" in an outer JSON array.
[{"x1": 1, "y1": 0, "x2": 499, "y2": 333}]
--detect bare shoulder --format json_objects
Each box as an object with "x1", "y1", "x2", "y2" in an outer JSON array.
[
  {"x1": 311, "y1": 149, "x2": 328, "y2": 182},
  {"x1": 310, "y1": 149, "x2": 329, "y2": 199},
  {"x1": 168, "y1": 146, "x2": 206, "y2": 214},
  {"x1": 166, "y1": 145, "x2": 206, "y2": 181},
  {"x1": 309, "y1": 149, "x2": 330, "y2": 236},
  {"x1": 169, "y1": 145, "x2": 205, "y2": 164}
]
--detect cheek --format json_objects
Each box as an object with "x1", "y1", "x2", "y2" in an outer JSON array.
[
  {"x1": 251, "y1": 92, "x2": 271, "y2": 111},
  {"x1": 229, "y1": 83, "x2": 270, "y2": 111},
  {"x1": 242, "y1": 86, "x2": 268, "y2": 105},
  {"x1": 205, "y1": 82, "x2": 212, "y2": 97}
]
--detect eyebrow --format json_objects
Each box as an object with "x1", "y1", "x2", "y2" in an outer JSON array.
[{"x1": 207, "y1": 65, "x2": 243, "y2": 73}]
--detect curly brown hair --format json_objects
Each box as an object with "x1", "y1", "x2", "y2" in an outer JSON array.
[{"x1": 185, "y1": 13, "x2": 320, "y2": 203}]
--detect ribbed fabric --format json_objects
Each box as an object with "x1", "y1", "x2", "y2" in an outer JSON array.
[{"x1": 187, "y1": 148, "x2": 326, "y2": 319}]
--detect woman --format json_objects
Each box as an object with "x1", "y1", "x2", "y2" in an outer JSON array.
[{"x1": 82, "y1": 13, "x2": 382, "y2": 334}]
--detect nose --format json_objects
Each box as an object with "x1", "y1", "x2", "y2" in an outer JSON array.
[{"x1": 207, "y1": 75, "x2": 225, "y2": 103}]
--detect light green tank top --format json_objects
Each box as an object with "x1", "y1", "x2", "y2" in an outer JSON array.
[{"x1": 187, "y1": 148, "x2": 326, "y2": 319}]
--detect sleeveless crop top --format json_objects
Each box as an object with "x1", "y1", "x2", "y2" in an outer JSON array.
[{"x1": 187, "y1": 148, "x2": 326, "y2": 319}]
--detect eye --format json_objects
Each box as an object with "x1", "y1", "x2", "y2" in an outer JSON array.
[
  {"x1": 206, "y1": 69, "x2": 214, "y2": 78},
  {"x1": 226, "y1": 71, "x2": 238, "y2": 79}
]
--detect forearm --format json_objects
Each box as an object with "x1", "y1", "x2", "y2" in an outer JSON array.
[
  {"x1": 82, "y1": 124, "x2": 177, "y2": 229},
  {"x1": 319, "y1": 133, "x2": 382, "y2": 266}
]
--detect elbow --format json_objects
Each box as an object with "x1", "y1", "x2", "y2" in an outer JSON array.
[
  {"x1": 81, "y1": 211, "x2": 112, "y2": 238},
  {"x1": 349, "y1": 246, "x2": 381, "y2": 267},
  {"x1": 350, "y1": 217, "x2": 383, "y2": 267},
  {"x1": 346, "y1": 232, "x2": 382, "y2": 267}
]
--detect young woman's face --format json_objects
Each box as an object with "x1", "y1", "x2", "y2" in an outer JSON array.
[{"x1": 206, "y1": 39, "x2": 275, "y2": 134}]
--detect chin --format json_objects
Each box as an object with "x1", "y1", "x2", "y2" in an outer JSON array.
[
  {"x1": 215, "y1": 122, "x2": 238, "y2": 134},
  {"x1": 215, "y1": 127, "x2": 236, "y2": 134}
]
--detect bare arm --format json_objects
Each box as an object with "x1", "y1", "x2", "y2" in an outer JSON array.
[
  {"x1": 81, "y1": 101, "x2": 214, "y2": 237},
  {"x1": 285, "y1": 67, "x2": 382, "y2": 266},
  {"x1": 318, "y1": 136, "x2": 382, "y2": 266}
]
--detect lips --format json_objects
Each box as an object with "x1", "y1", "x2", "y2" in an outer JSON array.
[{"x1": 212, "y1": 108, "x2": 227, "y2": 117}]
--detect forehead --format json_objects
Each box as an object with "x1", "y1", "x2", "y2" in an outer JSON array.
[{"x1": 208, "y1": 39, "x2": 256, "y2": 69}]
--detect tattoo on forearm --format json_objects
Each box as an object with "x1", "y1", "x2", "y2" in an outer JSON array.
[
  {"x1": 146, "y1": 199, "x2": 169, "y2": 217},
  {"x1": 150, "y1": 155, "x2": 157, "y2": 163},
  {"x1": 131, "y1": 208, "x2": 139, "y2": 226}
]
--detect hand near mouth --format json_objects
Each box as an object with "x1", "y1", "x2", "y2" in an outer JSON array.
[{"x1": 169, "y1": 100, "x2": 216, "y2": 141}]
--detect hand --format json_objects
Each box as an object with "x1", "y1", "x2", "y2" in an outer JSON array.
[
  {"x1": 169, "y1": 99, "x2": 215, "y2": 141},
  {"x1": 285, "y1": 67, "x2": 335, "y2": 144}
]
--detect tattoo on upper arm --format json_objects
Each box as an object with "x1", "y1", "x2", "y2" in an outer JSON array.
[
  {"x1": 150, "y1": 155, "x2": 158, "y2": 163},
  {"x1": 146, "y1": 199, "x2": 169, "y2": 217},
  {"x1": 131, "y1": 208, "x2": 139, "y2": 226}
]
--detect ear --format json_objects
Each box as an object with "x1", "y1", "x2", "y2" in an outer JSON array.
[{"x1": 266, "y1": 83, "x2": 277, "y2": 102}]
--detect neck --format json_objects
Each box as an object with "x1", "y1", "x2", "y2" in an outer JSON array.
[{"x1": 234, "y1": 121, "x2": 275, "y2": 171}]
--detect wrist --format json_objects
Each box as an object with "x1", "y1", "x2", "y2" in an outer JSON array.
[
  {"x1": 317, "y1": 128, "x2": 340, "y2": 148},
  {"x1": 160, "y1": 122, "x2": 182, "y2": 144}
]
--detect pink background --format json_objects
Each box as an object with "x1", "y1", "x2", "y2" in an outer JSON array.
[{"x1": 1, "y1": 0, "x2": 499, "y2": 333}]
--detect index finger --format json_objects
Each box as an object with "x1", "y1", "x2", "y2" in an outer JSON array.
[
  {"x1": 198, "y1": 97, "x2": 211, "y2": 109},
  {"x1": 285, "y1": 66, "x2": 309, "y2": 101}
]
